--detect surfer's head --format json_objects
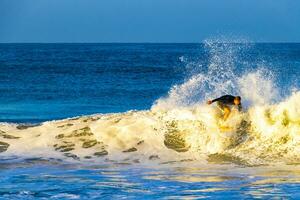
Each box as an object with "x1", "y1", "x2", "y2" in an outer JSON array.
[{"x1": 234, "y1": 96, "x2": 241, "y2": 105}]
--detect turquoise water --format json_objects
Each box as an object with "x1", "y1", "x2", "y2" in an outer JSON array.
[
  {"x1": 1, "y1": 160, "x2": 300, "y2": 199},
  {"x1": 1, "y1": 43, "x2": 300, "y2": 199}
]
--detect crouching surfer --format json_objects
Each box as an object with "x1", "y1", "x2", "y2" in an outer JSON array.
[{"x1": 207, "y1": 95, "x2": 242, "y2": 120}]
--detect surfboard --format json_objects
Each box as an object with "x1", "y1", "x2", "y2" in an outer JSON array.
[
  {"x1": 217, "y1": 125, "x2": 234, "y2": 138},
  {"x1": 219, "y1": 125, "x2": 233, "y2": 132},
  {"x1": 217, "y1": 118, "x2": 233, "y2": 132}
]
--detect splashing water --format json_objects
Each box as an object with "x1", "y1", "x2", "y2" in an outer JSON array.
[
  {"x1": 0, "y1": 40, "x2": 299, "y2": 166},
  {"x1": 153, "y1": 39, "x2": 278, "y2": 109}
]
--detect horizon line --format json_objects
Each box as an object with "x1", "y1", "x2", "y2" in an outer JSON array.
[{"x1": 1, "y1": 41, "x2": 300, "y2": 44}]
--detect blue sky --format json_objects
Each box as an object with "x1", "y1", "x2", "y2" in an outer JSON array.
[{"x1": 0, "y1": 0, "x2": 299, "y2": 43}]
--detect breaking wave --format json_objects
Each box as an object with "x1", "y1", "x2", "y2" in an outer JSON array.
[{"x1": 1, "y1": 39, "x2": 299, "y2": 166}]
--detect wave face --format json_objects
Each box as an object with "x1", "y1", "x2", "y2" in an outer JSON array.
[
  {"x1": 1, "y1": 40, "x2": 299, "y2": 165},
  {"x1": 1, "y1": 92, "x2": 300, "y2": 165}
]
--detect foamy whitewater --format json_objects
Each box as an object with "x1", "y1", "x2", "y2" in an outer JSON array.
[{"x1": 1, "y1": 42, "x2": 299, "y2": 167}]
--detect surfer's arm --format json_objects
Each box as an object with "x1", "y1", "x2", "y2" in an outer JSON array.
[
  {"x1": 207, "y1": 95, "x2": 234, "y2": 105},
  {"x1": 211, "y1": 97, "x2": 222, "y2": 103},
  {"x1": 207, "y1": 96, "x2": 224, "y2": 104},
  {"x1": 207, "y1": 98, "x2": 220, "y2": 105}
]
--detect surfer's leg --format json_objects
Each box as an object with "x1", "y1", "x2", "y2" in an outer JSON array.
[
  {"x1": 217, "y1": 102, "x2": 228, "y2": 120},
  {"x1": 217, "y1": 102, "x2": 224, "y2": 111},
  {"x1": 217, "y1": 102, "x2": 231, "y2": 120},
  {"x1": 223, "y1": 106, "x2": 231, "y2": 120}
]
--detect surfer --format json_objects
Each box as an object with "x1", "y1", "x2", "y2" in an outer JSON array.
[{"x1": 207, "y1": 95, "x2": 242, "y2": 120}]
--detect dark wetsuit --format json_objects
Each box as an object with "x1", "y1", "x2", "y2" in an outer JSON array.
[{"x1": 212, "y1": 95, "x2": 242, "y2": 111}]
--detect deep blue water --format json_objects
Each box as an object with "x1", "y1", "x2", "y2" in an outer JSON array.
[
  {"x1": 1, "y1": 43, "x2": 300, "y2": 199},
  {"x1": 1, "y1": 43, "x2": 300, "y2": 123},
  {"x1": 0, "y1": 43, "x2": 188, "y2": 123}
]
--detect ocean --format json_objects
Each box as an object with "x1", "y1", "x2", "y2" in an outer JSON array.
[{"x1": 1, "y1": 42, "x2": 300, "y2": 199}]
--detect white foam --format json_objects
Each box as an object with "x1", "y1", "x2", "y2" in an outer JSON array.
[{"x1": 0, "y1": 39, "x2": 299, "y2": 165}]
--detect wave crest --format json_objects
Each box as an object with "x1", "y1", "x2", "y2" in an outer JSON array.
[{"x1": 1, "y1": 39, "x2": 298, "y2": 166}]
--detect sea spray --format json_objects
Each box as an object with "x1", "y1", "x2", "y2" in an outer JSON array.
[
  {"x1": 153, "y1": 40, "x2": 260, "y2": 109},
  {"x1": 0, "y1": 40, "x2": 299, "y2": 166}
]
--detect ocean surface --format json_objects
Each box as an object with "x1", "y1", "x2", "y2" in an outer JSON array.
[{"x1": 1, "y1": 42, "x2": 300, "y2": 199}]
